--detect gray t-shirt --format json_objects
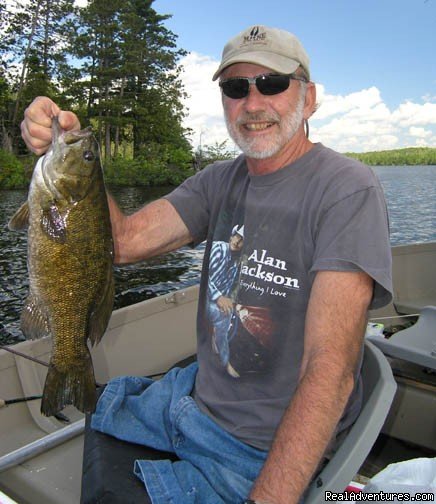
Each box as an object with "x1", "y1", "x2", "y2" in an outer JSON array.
[{"x1": 165, "y1": 143, "x2": 392, "y2": 451}]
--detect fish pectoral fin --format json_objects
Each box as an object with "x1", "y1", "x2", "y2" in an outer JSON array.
[
  {"x1": 21, "y1": 296, "x2": 50, "y2": 340},
  {"x1": 8, "y1": 201, "x2": 30, "y2": 231},
  {"x1": 88, "y1": 273, "x2": 114, "y2": 346},
  {"x1": 41, "y1": 202, "x2": 67, "y2": 243},
  {"x1": 40, "y1": 353, "x2": 97, "y2": 417}
]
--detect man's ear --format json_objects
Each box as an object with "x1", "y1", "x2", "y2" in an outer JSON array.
[{"x1": 303, "y1": 82, "x2": 317, "y2": 120}]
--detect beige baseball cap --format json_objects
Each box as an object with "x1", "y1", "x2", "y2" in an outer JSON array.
[{"x1": 212, "y1": 25, "x2": 310, "y2": 81}]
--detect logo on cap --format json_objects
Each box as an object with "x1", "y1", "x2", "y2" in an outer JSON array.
[{"x1": 242, "y1": 26, "x2": 266, "y2": 45}]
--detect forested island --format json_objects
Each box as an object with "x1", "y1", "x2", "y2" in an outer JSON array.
[
  {"x1": 0, "y1": 1, "x2": 435, "y2": 190},
  {"x1": 345, "y1": 147, "x2": 436, "y2": 166}
]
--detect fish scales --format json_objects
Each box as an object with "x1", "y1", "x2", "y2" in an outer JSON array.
[{"x1": 9, "y1": 118, "x2": 114, "y2": 416}]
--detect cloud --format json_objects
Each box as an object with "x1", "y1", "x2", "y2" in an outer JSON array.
[
  {"x1": 415, "y1": 137, "x2": 436, "y2": 147},
  {"x1": 180, "y1": 52, "x2": 232, "y2": 150},
  {"x1": 422, "y1": 93, "x2": 436, "y2": 103},
  {"x1": 409, "y1": 127, "x2": 432, "y2": 138},
  {"x1": 310, "y1": 86, "x2": 399, "y2": 151},
  {"x1": 391, "y1": 101, "x2": 436, "y2": 127},
  {"x1": 314, "y1": 86, "x2": 385, "y2": 121},
  {"x1": 179, "y1": 53, "x2": 436, "y2": 153}
]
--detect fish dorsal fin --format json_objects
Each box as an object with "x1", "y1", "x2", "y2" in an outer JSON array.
[
  {"x1": 41, "y1": 202, "x2": 67, "y2": 243},
  {"x1": 21, "y1": 295, "x2": 50, "y2": 340},
  {"x1": 8, "y1": 201, "x2": 30, "y2": 231}
]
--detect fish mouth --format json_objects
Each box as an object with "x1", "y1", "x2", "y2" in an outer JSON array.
[
  {"x1": 52, "y1": 116, "x2": 92, "y2": 146},
  {"x1": 41, "y1": 119, "x2": 95, "y2": 201},
  {"x1": 63, "y1": 127, "x2": 93, "y2": 146}
]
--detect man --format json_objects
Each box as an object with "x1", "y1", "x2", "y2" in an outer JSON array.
[
  {"x1": 208, "y1": 224, "x2": 244, "y2": 375},
  {"x1": 21, "y1": 25, "x2": 392, "y2": 504}
]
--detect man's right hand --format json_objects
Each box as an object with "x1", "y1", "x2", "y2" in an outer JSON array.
[
  {"x1": 217, "y1": 296, "x2": 234, "y2": 314},
  {"x1": 21, "y1": 96, "x2": 81, "y2": 155}
]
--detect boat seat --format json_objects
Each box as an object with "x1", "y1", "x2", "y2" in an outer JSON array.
[
  {"x1": 391, "y1": 242, "x2": 436, "y2": 316},
  {"x1": 395, "y1": 297, "x2": 436, "y2": 315},
  {"x1": 80, "y1": 355, "x2": 195, "y2": 504},
  {"x1": 80, "y1": 408, "x2": 177, "y2": 503},
  {"x1": 80, "y1": 345, "x2": 396, "y2": 503},
  {"x1": 304, "y1": 340, "x2": 396, "y2": 503},
  {"x1": 367, "y1": 305, "x2": 436, "y2": 371}
]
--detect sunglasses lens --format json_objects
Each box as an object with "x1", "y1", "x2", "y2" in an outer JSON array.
[
  {"x1": 220, "y1": 74, "x2": 293, "y2": 99},
  {"x1": 221, "y1": 78, "x2": 249, "y2": 99},
  {"x1": 257, "y1": 75, "x2": 290, "y2": 95}
]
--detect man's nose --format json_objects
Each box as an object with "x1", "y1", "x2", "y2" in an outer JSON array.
[{"x1": 243, "y1": 84, "x2": 267, "y2": 111}]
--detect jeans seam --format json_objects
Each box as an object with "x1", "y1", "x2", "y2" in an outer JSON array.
[
  {"x1": 137, "y1": 460, "x2": 176, "y2": 504},
  {"x1": 172, "y1": 395, "x2": 196, "y2": 427},
  {"x1": 172, "y1": 396, "x2": 197, "y2": 448}
]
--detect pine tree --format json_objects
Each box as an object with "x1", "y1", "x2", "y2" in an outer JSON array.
[
  {"x1": 72, "y1": 0, "x2": 191, "y2": 162},
  {"x1": 0, "y1": 0, "x2": 77, "y2": 152}
]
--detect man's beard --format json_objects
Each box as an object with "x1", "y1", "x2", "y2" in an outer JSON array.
[{"x1": 224, "y1": 85, "x2": 306, "y2": 160}]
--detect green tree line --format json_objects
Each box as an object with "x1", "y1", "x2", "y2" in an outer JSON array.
[{"x1": 345, "y1": 147, "x2": 436, "y2": 166}]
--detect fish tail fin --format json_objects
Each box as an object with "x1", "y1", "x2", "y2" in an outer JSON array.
[{"x1": 41, "y1": 352, "x2": 97, "y2": 417}]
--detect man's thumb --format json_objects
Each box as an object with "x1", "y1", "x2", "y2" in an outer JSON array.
[{"x1": 58, "y1": 110, "x2": 81, "y2": 131}]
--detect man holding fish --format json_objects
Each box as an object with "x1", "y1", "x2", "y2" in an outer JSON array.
[{"x1": 21, "y1": 25, "x2": 392, "y2": 504}]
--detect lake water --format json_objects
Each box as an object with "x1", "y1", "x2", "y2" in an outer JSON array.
[
  {"x1": 1, "y1": 165, "x2": 435, "y2": 345},
  {"x1": 373, "y1": 166, "x2": 436, "y2": 245}
]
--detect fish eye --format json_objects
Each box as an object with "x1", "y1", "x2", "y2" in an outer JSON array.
[{"x1": 83, "y1": 150, "x2": 95, "y2": 161}]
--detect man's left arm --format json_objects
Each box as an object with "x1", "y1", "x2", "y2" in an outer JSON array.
[{"x1": 249, "y1": 270, "x2": 374, "y2": 504}]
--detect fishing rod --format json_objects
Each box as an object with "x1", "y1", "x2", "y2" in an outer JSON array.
[
  {"x1": 0, "y1": 345, "x2": 49, "y2": 367},
  {"x1": 0, "y1": 344, "x2": 164, "y2": 410},
  {"x1": 1, "y1": 344, "x2": 169, "y2": 379},
  {"x1": 0, "y1": 395, "x2": 43, "y2": 408},
  {"x1": 0, "y1": 346, "x2": 47, "y2": 409}
]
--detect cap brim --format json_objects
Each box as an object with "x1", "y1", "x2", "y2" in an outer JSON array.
[{"x1": 212, "y1": 53, "x2": 301, "y2": 81}]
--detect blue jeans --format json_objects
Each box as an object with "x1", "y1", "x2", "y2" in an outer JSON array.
[{"x1": 91, "y1": 363, "x2": 267, "y2": 503}]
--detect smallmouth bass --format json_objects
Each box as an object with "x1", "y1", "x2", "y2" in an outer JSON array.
[{"x1": 9, "y1": 118, "x2": 114, "y2": 416}]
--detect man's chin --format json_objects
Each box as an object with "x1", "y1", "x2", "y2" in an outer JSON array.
[
  {"x1": 241, "y1": 145, "x2": 280, "y2": 159},
  {"x1": 232, "y1": 137, "x2": 280, "y2": 159}
]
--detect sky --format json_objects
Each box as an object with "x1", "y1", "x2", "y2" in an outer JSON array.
[{"x1": 151, "y1": 0, "x2": 436, "y2": 153}]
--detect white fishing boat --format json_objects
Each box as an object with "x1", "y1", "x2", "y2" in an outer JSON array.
[{"x1": 0, "y1": 242, "x2": 435, "y2": 503}]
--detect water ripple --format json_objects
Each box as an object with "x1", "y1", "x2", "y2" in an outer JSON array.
[{"x1": 373, "y1": 166, "x2": 436, "y2": 246}]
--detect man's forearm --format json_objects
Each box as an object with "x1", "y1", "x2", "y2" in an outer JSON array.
[
  {"x1": 249, "y1": 270, "x2": 373, "y2": 504},
  {"x1": 107, "y1": 193, "x2": 192, "y2": 264},
  {"x1": 248, "y1": 358, "x2": 355, "y2": 503}
]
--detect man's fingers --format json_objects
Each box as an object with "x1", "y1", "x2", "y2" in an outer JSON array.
[
  {"x1": 21, "y1": 97, "x2": 59, "y2": 154},
  {"x1": 24, "y1": 97, "x2": 61, "y2": 128},
  {"x1": 24, "y1": 99, "x2": 80, "y2": 132},
  {"x1": 20, "y1": 119, "x2": 52, "y2": 155},
  {"x1": 58, "y1": 110, "x2": 81, "y2": 131},
  {"x1": 21, "y1": 97, "x2": 81, "y2": 155}
]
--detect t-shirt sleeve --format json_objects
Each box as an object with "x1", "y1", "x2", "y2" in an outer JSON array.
[
  {"x1": 164, "y1": 164, "x2": 216, "y2": 247},
  {"x1": 310, "y1": 186, "x2": 392, "y2": 309}
]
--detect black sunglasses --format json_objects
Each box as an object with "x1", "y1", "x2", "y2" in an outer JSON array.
[{"x1": 219, "y1": 73, "x2": 308, "y2": 99}]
